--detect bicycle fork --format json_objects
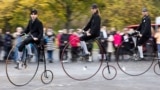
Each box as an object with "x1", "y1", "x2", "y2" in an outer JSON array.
[
  {"x1": 106, "y1": 61, "x2": 111, "y2": 74},
  {"x1": 21, "y1": 48, "x2": 28, "y2": 68},
  {"x1": 40, "y1": 47, "x2": 49, "y2": 78}
]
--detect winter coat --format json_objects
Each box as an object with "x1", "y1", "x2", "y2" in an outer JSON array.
[
  {"x1": 83, "y1": 13, "x2": 101, "y2": 37},
  {"x1": 107, "y1": 34, "x2": 115, "y2": 53},
  {"x1": 69, "y1": 34, "x2": 80, "y2": 47},
  {"x1": 137, "y1": 15, "x2": 151, "y2": 38},
  {"x1": 113, "y1": 33, "x2": 122, "y2": 47},
  {"x1": 4, "y1": 34, "x2": 14, "y2": 47},
  {"x1": 23, "y1": 18, "x2": 43, "y2": 40},
  {"x1": 45, "y1": 35, "x2": 55, "y2": 50}
]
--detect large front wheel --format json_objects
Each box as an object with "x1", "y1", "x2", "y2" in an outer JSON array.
[
  {"x1": 61, "y1": 39, "x2": 103, "y2": 81},
  {"x1": 6, "y1": 43, "x2": 39, "y2": 86},
  {"x1": 116, "y1": 40, "x2": 154, "y2": 76}
]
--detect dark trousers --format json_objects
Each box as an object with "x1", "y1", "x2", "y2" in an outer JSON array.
[
  {"x1": 59, "y1": 46, "x2": 68, "y2": 60},
  {"x1": 137, "y1": 36, "x2": 150, "y2": 46},
  {"x1": 71, "y1": 47, "x2": 79, "y2": 61},
  {"x1": 4, "y1": 46, "x2": 12, "y2": 60},
  {"x1": 47, "y1": 50, "x2": 53, "y2": 61},
  {"x1": 18, "y1": 36, "x2": 35, "y2": 52},
  {"x1": 80, "y1": 33, "x2": 97, "y2": 41}
]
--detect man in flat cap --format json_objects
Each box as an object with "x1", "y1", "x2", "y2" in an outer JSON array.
[{"x1": 137, "y1": 8, "x2": 151, "y2": 60}]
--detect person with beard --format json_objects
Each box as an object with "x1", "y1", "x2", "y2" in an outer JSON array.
[{"x1": 137, "y1": 8, "x2": 151, "y2": 60}]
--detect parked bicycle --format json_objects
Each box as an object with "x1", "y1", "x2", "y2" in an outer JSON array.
[{"x1": 5, "y1": 34, "x2": 53, "y2": 86}]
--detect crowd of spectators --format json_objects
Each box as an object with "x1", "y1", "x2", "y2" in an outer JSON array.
[{"x1": 0, "y1": 26, "x2": 157, "y2": 63}]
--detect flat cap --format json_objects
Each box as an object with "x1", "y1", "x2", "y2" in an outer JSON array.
[{"x1": 142, "y1": 8, "x2": 148, "y2": 12}]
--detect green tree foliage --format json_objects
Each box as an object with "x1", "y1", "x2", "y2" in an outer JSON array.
[
  {"x1": 101, "y1": 0, "x2": 160, "y2": 30},
  {"x1": 0, "y1": 0, "x2": 160, "y2": 32},
  {"x1": 45, "y1": 0, "x2": 101, "y2": 29},
  {"x1": 0, "y1": 0, "x2": 18, "y2": 30}
]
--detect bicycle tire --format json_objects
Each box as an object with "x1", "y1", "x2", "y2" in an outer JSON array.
[
  {"x1": 41, "y1": 70, "x2": 54, "y2": 84},
  {"x1": 6, "y1": 43, "x2": 39, "y2": 86},
  {"x1": 60, "y1": 38, "x2": 103, "y2": 81},
  {"x1": 154, "y1": 63, "x2": 160, "y2": 76},
  {"x1": 116, "y1": 40, "x2": 154, "y2": 76},
  {"x1": 102, "y1": 65, "x2": 117, "y2": 80}
]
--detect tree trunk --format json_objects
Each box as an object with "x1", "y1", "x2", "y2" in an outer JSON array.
[{"x1": 64, "y1": 5, "x2": 72, "y2": 30}]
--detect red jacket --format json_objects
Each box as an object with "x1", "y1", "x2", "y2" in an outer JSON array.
[
  {"x1": 113, "y1": 34, "x2": 122, "y2": 47},
  {"x1": 57, "y1": 34, "x2": 61, "y2": 47},
  {"x1": 69, "y1": 34, "x2": 80, "y2": 47}
]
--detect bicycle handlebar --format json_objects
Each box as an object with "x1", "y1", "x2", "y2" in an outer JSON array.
[
  {"x1": 19, "y1": 33, "x2": 26, "y2": 36},
  {"x1": 130, "y1": 30, "x2": 141, "y2": 37}
]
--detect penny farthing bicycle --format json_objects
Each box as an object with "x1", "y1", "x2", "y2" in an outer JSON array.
[
  {"x1": 60, "y1": 37, "x2": 117, "y2": 81},
  {"x1": 116, "y1": 31, "x2": 155, "y2": 76},
  {"x1": 6, "y1": 34, "x2": 53, "y2": 86}
]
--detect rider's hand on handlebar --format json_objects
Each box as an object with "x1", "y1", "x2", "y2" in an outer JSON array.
[
  {"x1": 135, "y1": 31, "x2": 142, "y2": 37},
  {"x1": 86, "y1": 31, "x2": 91, "y2": 36},
  {"x1": 33, "y1": 37, "x2": 38, "y2": 41},
  {"x1": 139, "y1": 33, "x2": 142, "y2": 37},
  {"x1": 19, "y1": 33, "x2": 26, "y2": 36}
]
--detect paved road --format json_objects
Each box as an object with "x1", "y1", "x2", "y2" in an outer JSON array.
[
  {"x1": 1, "y1": 61, "x2": 160, "y2": 90},
  {"x1": 0, "y1": 49, "x2": 160, "y2": 90}
]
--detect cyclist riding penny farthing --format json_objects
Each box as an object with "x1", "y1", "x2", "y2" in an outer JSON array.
[
  {"x1": 6, "y1": 9, "x2": 53, "y2": 86},
  {"x1": 61, "y1": 4, "x2": 117, "y2": 80},
  {"x1": 116, "y1": 8, "x2": 154, "y2": 76}
]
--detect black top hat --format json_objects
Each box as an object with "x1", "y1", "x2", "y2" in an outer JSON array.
[{"x1": 30, "y1": 9, "x2": 38, "y2": 14}]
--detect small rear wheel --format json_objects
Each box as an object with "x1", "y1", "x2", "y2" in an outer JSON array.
[
  {"x1": 41, "y1": 70, "x2": 54, "y2": 84},
  {"x1": 102, "y1": 65, "x2": 117, "y2": 80}
]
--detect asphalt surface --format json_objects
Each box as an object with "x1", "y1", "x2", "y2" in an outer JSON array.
[{"x1": 0, "y1": 49, "x2": 160, "y2": 90}]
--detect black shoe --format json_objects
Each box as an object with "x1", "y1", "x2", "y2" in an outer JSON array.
[
  {"x1": 49, "y1": 61, "x2": 53, "y2": 63},
  {"x1": 139, "y1": 58, "x2": 145, "y2": 61},
  {"x1": 14, "y1": 61, "x2": 22, "y2": 69},
  {"x1": 40, "y1": 59, "x2": 44, "y2": 62},
  {"x1": 80, "y1": 53, "x2": 90, "y2": 57}
]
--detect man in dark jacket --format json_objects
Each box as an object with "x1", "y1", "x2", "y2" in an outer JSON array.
[
  {"x1": 16, "y1": 9, "x2": 43, "y2": 68},
  {"x1": 18, "y1": 9, "x2": 43, "y2": 52},
  {"x1": 137, "y1": 8, "x2": 151, "y2": 60}
]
